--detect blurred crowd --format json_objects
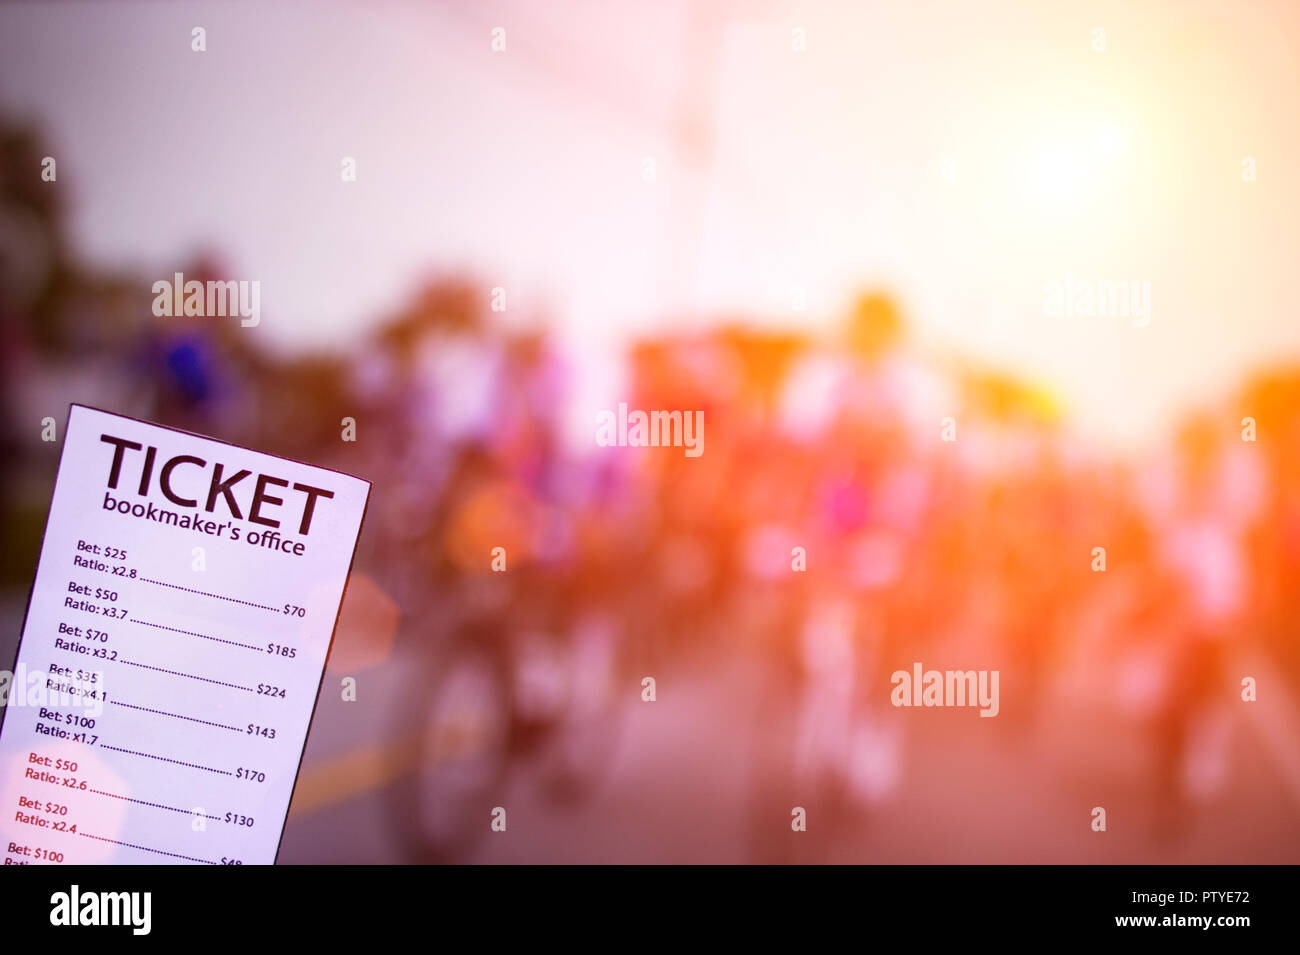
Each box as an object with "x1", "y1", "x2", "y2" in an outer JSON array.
[{"x1": 5, "y1": 120, "x2": 1300, "y2": 860}]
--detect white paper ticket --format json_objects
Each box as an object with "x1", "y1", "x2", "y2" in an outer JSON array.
[{"x1": 0, "y1": 405, "x2": 370, "y2": 865}]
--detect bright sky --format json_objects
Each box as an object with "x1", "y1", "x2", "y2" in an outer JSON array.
[{"x1": 2, "y1": 0, "x2": 1298, "y2": 449}]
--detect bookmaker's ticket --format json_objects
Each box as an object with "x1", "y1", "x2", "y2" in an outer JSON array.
[{"x1": 0, "y1": 405, "x2": 369, "y2": 864}]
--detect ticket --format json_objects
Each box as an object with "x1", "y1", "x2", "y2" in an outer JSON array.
[{"x1": 0, "y1": 405, "x2": 370, "y2": 865}]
